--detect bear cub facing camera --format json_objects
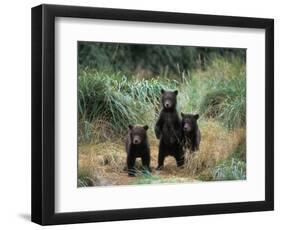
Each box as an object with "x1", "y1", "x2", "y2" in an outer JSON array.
[
  {"x1": 125, "y1": 125, "x2": 151, "y2": 176},
  {"x1": 181, "y1": 113, "x2": 201, "y2": 152},
  {"x1": 155, "y1": 89, "x2": 184, "y2": 170}
]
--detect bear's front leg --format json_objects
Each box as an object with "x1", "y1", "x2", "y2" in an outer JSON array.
[
  {"x1": 141, "y1": 152, "x2": 151, "y2": 173},
  {"x1": 191, "y1": 135, "x2": 199, "y2": 152},
  {"x1": 154, "y1": 116, "x2": 163, "y2": 139},
  {"x1": 175, "y1": 146, "x2": 185, "y2": 167},
  {"x1": 155, "y1": 126, "x2": 162, "y2": 140},
  {"x1": 156, "y1": 141, "x2": 166, "y2": 170},
  {"x1": 127, "y1": 155, "x2": 136, "y2": 177}
]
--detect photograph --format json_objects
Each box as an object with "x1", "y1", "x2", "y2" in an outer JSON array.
[
  {"x1": 77, "y1": 42, "x2": 247, "y2": 187},
  {"x1": 30, "y1": 3, "x2": 274, "y2": 225}
]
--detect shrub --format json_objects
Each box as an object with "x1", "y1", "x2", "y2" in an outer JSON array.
[
  {"x1": 78, "y1": 70, "x2": 178, "y2": 142},
  {"x1": 198, "y1": 58, "x2": 246, "y2": 129},
  {"x1": 183, "y1": 121, "x2": 244, "y2": 177},
  {"x1": 78, "y1": 42, "x2": 246, "y2": 77},
  {"x1": 212, "y1": 158, "x2": 246, "y2": 181},
  {"x1": 197, "y1": 136, "x2": 246, "y2": 181}
]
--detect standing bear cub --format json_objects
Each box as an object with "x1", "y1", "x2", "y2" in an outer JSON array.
[
  {"x1": 155, "y1": 89, "x2": 184, "y2": 170},
  {"x1": 181, "y1": 113, "x2": 201, "y2": 152},
  {"x1": 125, "y1": 124, "x2": 151, "y2": 176}
]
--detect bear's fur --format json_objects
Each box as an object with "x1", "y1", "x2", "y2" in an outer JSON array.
[
  {"x1": 125, "y1": 124, "x2": 151, "y2": 176},
  {"x1": 155, "y1": 89, "x2": 184, "y2": 169},
  {"x1": 181, "y1": 113, "x2": 201, "y2": 152}
]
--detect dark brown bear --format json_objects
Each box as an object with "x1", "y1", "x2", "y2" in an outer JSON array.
[
  {"x1": 125, "y1": 125, "x2": 151, "y2": 176},
  {"x1": 155, "y1": 89, "x2": 184, "y2": 170},
  {"x1": 181, "y1": 113, "x2": 201, "y2": 152}
]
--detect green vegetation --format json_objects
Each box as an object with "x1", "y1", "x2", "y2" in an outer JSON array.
[
  {"x1": 212, "y1": 139, "x2": 246, "y2": 181},
  {"x1": 132, "y1": 173, "x2": 192, "y2": 185},
  {"x1": 79, "y1": 42, "x2": 245, "y2": 76},
  {"x1": 78, "y1": 167, "x2": 94, "y2": 187},
  {"x1": 197, "y1": 135, "x2": 246, "y2": 181},
  {"x1": 78, "y1": 42, "x2": 246, "y2": 186},
  {"x1": 198, "y1": 58, "x2": 246, "y2": 129},
  {"x1": 78, "y1": 70, "x2": 178, "y2": 143},
  {"x1": 213, "y1": 158, "x2": 246, "y2": 181}
]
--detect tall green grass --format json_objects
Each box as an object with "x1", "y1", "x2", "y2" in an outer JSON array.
[
  {"x1": 212, "y1": 158, "x2": 246, "y2": 181},
  {"x1": 78, "y1": 69, "x2": 178, "y2": 142},
  {"x1": 212, "y1": 140, "x2": 246, "y2": 181},
  {"x1": 78, "y1": 56, "x2": 246, "y2": 143},
  {"x1": 199, "y1": 76, "x2": 246, "y2": 129},
  {"x1": 181, "y1": 56, "x2": 246, "y2": 129}
]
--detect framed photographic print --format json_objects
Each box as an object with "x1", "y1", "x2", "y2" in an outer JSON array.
[{"x1": 31, "y1": 4, "x2": 274, "y2": 225}]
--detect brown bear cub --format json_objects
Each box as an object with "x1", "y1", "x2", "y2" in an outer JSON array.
[
  {"x1": 155, "y1": 89, "x2": 184, "y2": 170},
  {"x1": 181, "y1": 113, "x2": 201, "y2": 152},
  {"x1": 125, "y1": 125, "x2": 151, "y2": 176}
]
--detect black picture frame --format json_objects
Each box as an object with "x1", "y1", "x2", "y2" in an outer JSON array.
[{"x1": 31, "y1": 4, "x2": 274, "y2": 225}]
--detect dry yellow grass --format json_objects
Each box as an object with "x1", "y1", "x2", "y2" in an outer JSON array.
[
  {"x1": 78, "y1": 119, "x2": 245, "y2": 186},
  {"x1": 182, "y1": 120, "x2": 245, "y2": 178}
]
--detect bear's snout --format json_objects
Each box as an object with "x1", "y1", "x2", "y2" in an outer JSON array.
[
  {"x1": 164, "y1": 100, "x2": 172, "y2": 108},
  {"x1": 183, "y1": 123, "x2": 192, "y2": 132},
  {"x1": 133, "y1": 136, "x2": 141, "y2": 144}
]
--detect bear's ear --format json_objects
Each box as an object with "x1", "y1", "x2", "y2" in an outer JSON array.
[
  {"x1": 174, "y1": 90, "x2": 178, "y2": 95},
  {"x1": 128, "y1": 124, "x2": 133, "y2": 130},
  {"x1": 143, "y1": 125, "x2": 149, "y2": 130},
  {"x1": 194, "y1": 114, "x2": 199, "y2": 120},
  {"x1": 161, "y1": 89, "x2": 165, "y2": 94}
]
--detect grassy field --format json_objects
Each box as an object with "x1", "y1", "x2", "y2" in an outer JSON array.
[{"x1": 78, "y1": 56, "x2": 246, "y2": 187}]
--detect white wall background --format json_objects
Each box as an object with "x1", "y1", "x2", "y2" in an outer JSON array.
[{"x1": 0, "y1": 0, "x2": 279, "y2": 228}]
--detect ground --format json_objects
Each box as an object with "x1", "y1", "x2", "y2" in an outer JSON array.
[
  {"x1": 79, "y1": 143, "x2": 197, "y2": 186},
  {"x1": 78, "y1": 120, "x2": 245, "y2": 187}
]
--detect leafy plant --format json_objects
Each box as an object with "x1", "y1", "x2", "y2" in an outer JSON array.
[
  {"x1": 212, "y1": 158, "x2": 246, "y2": 181},
  {"x1": 78, "y1": 70, "x2": 178, "y2": 142},
  {"x1": 198, "y1": 58, "x2": 246, "y2": 129}
]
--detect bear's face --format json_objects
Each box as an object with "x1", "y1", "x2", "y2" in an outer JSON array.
[
  {"x1": 181, "y1": 113, "x2": 199, "y2": 133},
  {"x1": 128, "y1": 125, "x2": 149, "y2": 145},
  {"x1": 161, "y1": 89, "x2": 178, "y2": 110}
]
